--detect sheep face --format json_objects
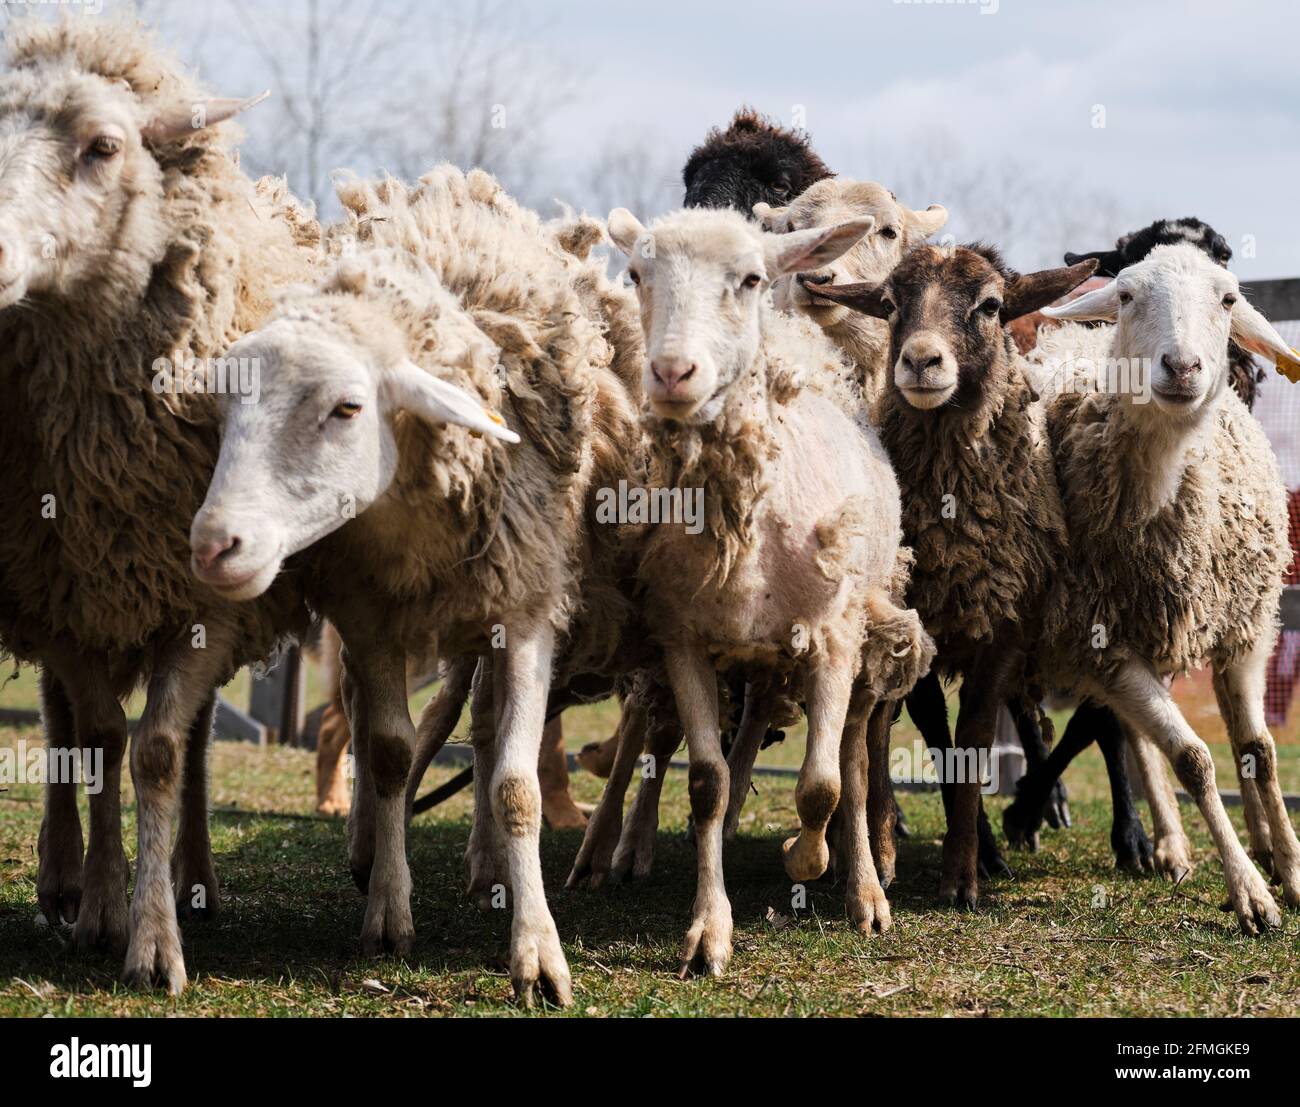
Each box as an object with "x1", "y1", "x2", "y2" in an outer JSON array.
[
  {"x1": 608, "y1": 206, "x2": 871, "y2": 421},
  {"x1": 810, "y1": 245, "x2": 1097, "y2": 410},
  {"x1": 757, "y1": 180, "x2": 947, "y2": 329},
  {"x1": 190, "y1": 303, "x2": 517, "y2": 601},
  {"x1": 0, "y1": 62, "x2": 265, "y2": 311},
  {"x1": 1043, "y1": 244, "x2": 1298, "y2": 419}
]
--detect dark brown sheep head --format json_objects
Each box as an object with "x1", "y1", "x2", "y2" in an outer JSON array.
[{"x1": 811, "y1": 244, "x2": 1097, "y2": 410}]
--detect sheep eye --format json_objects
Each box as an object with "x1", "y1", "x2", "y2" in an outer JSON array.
[
  {"x1": 742, "y1": 273, "x2": 763, "y2": 290},
  {"x1": 879, "y1": 296, "x2": 897, "y2": 315},
  {"x1": 84, "y1": 135, "x2": 122, "y2": 160},
  {"x1": 978, "y1": 297, "x2": 1002, "y2": 316},
  {"x1": 771, "y1": 181, "x2": 791, "y2": 198},
  {"x1": 627, "y1": 269, "x2": 641, "y2": 287},
  {"x1": 330, "y1": 402, "x2": 362, "y2": 420},
  {"x1": 1221, "y1": 292, "x2": 1238, "y2": 308},
  {"x1": 1118, "y1": 290, "x2": 1132, "y2": 305},
  {"x1": 880, "y1": 227, "x2": 899, "y2": 240}
]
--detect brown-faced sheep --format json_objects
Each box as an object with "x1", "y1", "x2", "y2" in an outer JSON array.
[
  {"x1": 0, "y1": 17, "x2": 320, "y2": 992},
  {"x1": 811, "y1": 245, "x2": 1096, "y2": 907}
]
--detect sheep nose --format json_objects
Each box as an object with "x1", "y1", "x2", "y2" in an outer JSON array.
[
  {"x1": 193, "y1": 534, "x2": 240, "y2": 571},
  {"x1": 797, "y1": 272, "x2": 832, "y2": 286},
  {"x1": 651, "y1": 357, "x2": 697, "y2": 392},
  {"x1": 902, "y1": 350, "x2": 943, "y2": 375},
  {"x1": 1161, "y1": 354, "x2": 1201, "y2": 378}
]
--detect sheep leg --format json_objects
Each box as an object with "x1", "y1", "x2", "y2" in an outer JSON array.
[
  {"x1": 668, "y1": 645, "x2": 732, "y2": 978},
  {"x1": 465, "y1": 657, "x2": 504, "y2": 910},
  {"x1": 315, "y1": 696, "x2": 353, "y2": 818},
  {"x1": 567, "y1": 694, "x2": 647, "y2": 889},
  {"x1": 722, "y1": 679, "x2": 777, "y2": 839},
  {"x1": 1127, "y1": 725, "x2": 1194, "y2": 882},
  {"x1": 610, "y1": 705, "x2": 680, "y2": 883},
  {"x1": 941, "y1": 649, "x2": 1014, "y2": 909},
  {"x1": 539, "y1": 716, "x2": 589, "y2": 830},
  {"x1": 864, "y1": 700, "x2": 897, "y2": 889},
  {"x1": 1215, "y1": 641, "x2": 1300, "y2": 907},
  {"x1": 1094, "y1": 707, "x2": 1154, "y2": 871},
  {"x1": 842, "y1": 692, "x2": 891, "y2": 933},
  {"x1": 44, "y1": 658, "x2": 131, "y2": 949},
  {"x1": 1104, "y1": 660, "x2": 1279, "y2": 934},
  {"x1": 490, "y1": 618, "x2": 571, "y2": 1008},
  {"x1": 1210, "y1": 662, "x2": 1273, "y2": 878},
  {"x1": 907, "y1": 670, "x2": 1009, "y2": 878},
  {"x1": 1008, "y1": 699, "x2": 1070, "y2": 830},
  {"x1": 35, "y1": 668, "x2": 84, "y2": 927},
  {"x1": 171, "y1": 694, "x2": 219, "y2": 920},
  {"x1": 405, "y1": 654, "x2": 475, "y2": 824},
  {"x1": 124, "y1": 624, "x2": 236, "y2": 993},
  {"x1": 339, "y1": 634, "x2": 416, "y2": 957},
  {"x1": 342, "y1": 660, "x2": 376, "y2": 893},
  {"x1": 783, "y1": 653, "x2": 850, "y2": 883}
]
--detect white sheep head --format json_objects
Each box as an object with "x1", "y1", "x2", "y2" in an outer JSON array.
[
  {"x1": 607, "y1": 206, "x2": 871, "y2": 421},
  {"x1": 754, "y1": 179, "x2": 947, "y2": 328},
  {"x1": 190, "y1": 254, "x2": 519, "y2": 601},
  {"x1": 1042, "y1": 243, "x2": 1300, "y2": 418},
  {"x1": 0, "y1": 52, "x2": 267, "y2": 311}
]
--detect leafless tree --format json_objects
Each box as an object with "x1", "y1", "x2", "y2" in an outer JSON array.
[{"x1": 576, "y1": 134, "x2": 684, "y2": 222}]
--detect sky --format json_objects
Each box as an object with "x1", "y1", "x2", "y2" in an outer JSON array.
[{"x1": 23, "y1": 0, "x2": 1300, "y2": 280}]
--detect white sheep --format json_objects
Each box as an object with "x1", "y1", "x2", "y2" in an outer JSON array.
[
  {"x1": 1035, "y1": 243, "x2": 1300, "y2": 930},
  {"x1": 190, "y1": 167, "x2": 645, "y2": 1006},
  {"x1": 0, "y1": 17, "x2": 320, "y2": 992},
  {"x1": 606, "y1": 205, "x2": 933, "y2": 973}
]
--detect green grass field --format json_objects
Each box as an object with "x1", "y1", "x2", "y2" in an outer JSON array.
[{"x1": 2, "y1": 674, "x2": 1299, "y2": 1017}]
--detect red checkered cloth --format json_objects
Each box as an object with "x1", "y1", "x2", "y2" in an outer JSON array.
[{"x1": 1264, "y1": 489, "x2": 1300, "y2": 730}]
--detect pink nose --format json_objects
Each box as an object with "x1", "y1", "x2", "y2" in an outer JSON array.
[
  {"x1": 193, "y1": 534, "x2": 240, "y2": 572},
  {"x1": 650, "y1": 357, "x2": 697, "y2": 393}
]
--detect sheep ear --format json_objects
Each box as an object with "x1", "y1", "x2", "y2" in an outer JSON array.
[
  {"x1": 386, "y1": 361, "x2": 521, "y2": 443},
  {"x1": 907, "y1": 204, "x2": 948, "y2": 239},
  {"x1": 764, "y1": 218, "x2": 874, "y2": 277},
  {"x1": 1063, "y1": 248, "x2": 1126, "y2": 279},
  {"x1": 1230, "y1": 299, "x2": 1300, "y2": 383},
  {"x1": 607, "y1": 208, "x2": 646, "y2": 257},
  {"x1": 1040, "y1": 278, "x2": 1121, "y2": 322},
  {"x1": 142, "y1": 91, "x2": 271, "y2": 145},
  {"x1": 1002, "y1": 258, "x2": 1099, "y2": 321},
  {"x1": 752, "y1": 202, "x2": 789, "y2": 231},
  {"x1": 798, "y1": 280, "x2": 893, "y2": 319}
]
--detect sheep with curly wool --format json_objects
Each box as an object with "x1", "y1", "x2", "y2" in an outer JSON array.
[
  {"x1": 607, "y1": 205, "x2": 934, "y2": 973},
  {"x1": 0, "y1": 16, "x2": 322, "y2": 993},
  {"x1": 191, "y1": 165, "x2": 652, "y2": 1006},
  {"x1": 1026, "y1": 243, "x2": 1300, "y2": 930}
]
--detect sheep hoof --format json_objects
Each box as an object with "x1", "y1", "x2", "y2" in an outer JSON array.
[
  {"x1": 350, "y1": 861, "x2": 372, "y2": 896},
  {"x1": 123, "y1": 925, "x2": 187, "y2": 995},
  {"x1": 678, "y1": 908, "x2": 732, "y2": 979},
  {"x1": 1112, "y1": 818, "x2": 1154, "y2": 873},
  {"x1": 1153, "y1": 835, "x2": 1195, "y2": 884},
  {"x1": 894, "y1": 801, "x2": 912, "y2": 839},
  {"x1": 1042, "y1": 780, "x2": 1071, "y2": 830},
  {"x1": 36, "y1": 831, "x2": 84, "y2": 926},
  {"x1": 782, "y1": 833, "x2": 830, "y2": 882},
  {"x1": 171, "y1": 852, "x2": 220, "y2": 921},
  {"x1": 1000, "y1": 799, "x2": 1039, "y2": 853},
  {"x1": 847, "y1": 886, "x2": 892, "y2": 934},
  {"x1": 360, "y1": 893, "x2": 415, "y2": 957},
  {"x1": 511, "y1": 921, "x2": 572, "y2": 1008},
  {"x1": 73, "y1": 850, "x2": 130, "y2": 951},
  {"x1": 1226, "y1": 868, "x2": 1281, "y2": 936}
]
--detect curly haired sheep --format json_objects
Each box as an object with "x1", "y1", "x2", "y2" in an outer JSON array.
[
  {"x1": 607, "y1": 205, "x2": 934, "y2": 971},
  {"x1": 0, "y1": 17, "x2": 320, "y2": 992},
  {"x1": 811, "y1": 244, "x2": 1097, "y2": 907},
  {"x1": 1029, "y1": 243, "x2": 1300, "y2": 931},
  {"x1": 191, "y1": 166, "x2": 649, "y2": 1005}
]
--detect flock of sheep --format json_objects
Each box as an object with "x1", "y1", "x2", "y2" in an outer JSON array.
[{"x1": 2, "y1": 17, "x2": 1299, "y2": 1008}]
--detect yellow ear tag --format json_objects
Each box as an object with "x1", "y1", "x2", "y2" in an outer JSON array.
[
  {"x1": 484, "y1": 408, "x2": 506, "y2": 426},
  {"x1": 1276, "y1": 348, "x2": 1300, "y2": 384}
]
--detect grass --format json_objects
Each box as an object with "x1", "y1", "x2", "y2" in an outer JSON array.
[{"x1": 1, "y1": 675, "x2": 1299, "y2": 1017}]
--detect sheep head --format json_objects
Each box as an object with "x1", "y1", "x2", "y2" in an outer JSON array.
[
  {"x1": 755, "y1": 178, "x2": 947, "y2": 329},
  {"x1": 190, "y1": 252, "x2": 519, "y2": 601},
  {"x1": 814, "y1": 244, "x2": 1096, "y2": 411},
  {"x1": 1042, "y1": 243, "x2": 1300, "y2": 415},
  {"x1": 0, "y1": 31, "x2": 268, "y2": 311},
  {"x1": 608, "y1": 206, "x2": 871, "y2": 422}
]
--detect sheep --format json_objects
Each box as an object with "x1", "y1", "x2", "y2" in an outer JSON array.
[
  {"x1": 190, "y1": 165, "x2": 646, "y2": 1005},
  {"x1": 1025, "y1": 243, "x2": 1300, "y2": 931},
  {"x1": 754, "y1": 178, "x2": 948, "y2": 401},
  {"x1": 606, "y1": 204, "x2": 934, "y2": 972},
  {"x1": 0, "y1": 17, "x2": 321, "y2": 992},
  {"x1": 682, "y1": 107, "x2": 833, "y2": 212},
  {"x1": 809, "y1": 244, "x2": 1098, "y2": 907}
]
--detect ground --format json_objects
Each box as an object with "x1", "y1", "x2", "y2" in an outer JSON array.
[{"x1": 1, "y1": 667, "x2": 1298, "y2": 1017}]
